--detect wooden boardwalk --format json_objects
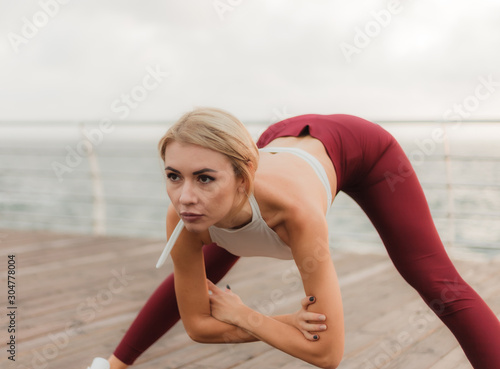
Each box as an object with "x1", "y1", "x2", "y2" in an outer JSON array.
[{"x1": 1, "y1": 229, "x2": 499, "y2": 369}]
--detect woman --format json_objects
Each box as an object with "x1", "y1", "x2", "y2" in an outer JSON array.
[{"x1": 92, "y1": 108, "x2": 500, "y2": 369}]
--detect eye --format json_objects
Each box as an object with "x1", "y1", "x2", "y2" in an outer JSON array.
[
  {"x1": 198, "y1": 175, "x2": 214, "y2": 184},
  {"x1": 167, "y1": 173, "x2": 181, "y2": 182}
]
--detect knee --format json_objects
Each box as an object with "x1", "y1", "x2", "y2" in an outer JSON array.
[{"x1": 415, "y1": 276, "x2": 476, "y2": 317}]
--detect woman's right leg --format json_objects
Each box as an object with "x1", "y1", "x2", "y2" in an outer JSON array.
[{"x1": 111, "y1": 243, "x2": 239, "y2": 366}]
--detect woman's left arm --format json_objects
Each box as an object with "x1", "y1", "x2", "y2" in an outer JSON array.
[{"x1": 209, "y1": 207, "x2": 344, "y2": 369}]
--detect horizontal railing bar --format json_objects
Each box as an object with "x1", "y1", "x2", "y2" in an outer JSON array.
[
  {"x1": 0, "y1": 169, "x2": 158, "y2": 180},
  {"x1": 0, "y1": 210, "x2": 165, "y2": 224},
  {"x1": 333, "y1": 232, "x2": 499, "y2": 249},
  {"x1": 3, "y1": 190, "x2": 169, "y2": 204},
  {"x1": 0, "y1": 224, "x2": 161, "y2": 233},
  {"x1": 0, "y1": 171, "x2": 164, "y2": 180},
  {"x1": 443, "y1": 155, "x2": 500, "y2": 161},
  {"x1": 0, "y1": 149, "x2": 160, "y2": 158},
  {"x1": 2, "y1": 194, "x2": 500, "y2": 218},
  {"x1": 1, "y1": 147, "x2": 500, "y2": 161},
  {"x1": 3, "y1": 222, "x2": 498, "y2": 250},
  {"x1": 1, "y1": 199, "x2": 169, "y2": 208},
  {"x1": 420, "y1": 183, "x2": 500, "y2": 189},
  {"x1": 2, "y1": 170, "x2": 499, "y2": 189},
  {"x1": 2, "y1": 209, "x2": 499, "y2": 223},
  {"x1": 2, "y1": 149, "x2": 500, "y2": 162},
  {"x1": 9, "y1": 189, "x2": 499, "y2": 207},
  {"x1": 331, "y1": 210, "x2": 500, "y2": 220},
  {"x1": 2, "y1": 180, "x2": 499, "y2": 193},
  {"x1": 330, "y1": 208, "x2": 500, "y2": 219}
]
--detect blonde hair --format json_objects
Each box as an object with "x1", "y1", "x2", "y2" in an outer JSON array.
[{"x1": 158, "y1": 107, "x2": 259, "y2": 195}]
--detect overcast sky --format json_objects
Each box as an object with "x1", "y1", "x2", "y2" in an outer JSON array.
[{"x1": 1, "y1": 0, "x2": 499, "y2": 123}]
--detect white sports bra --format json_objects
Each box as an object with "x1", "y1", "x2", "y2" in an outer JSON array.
[{"x1": 156, "y1": 147, "x2": 333, "y2": 267}]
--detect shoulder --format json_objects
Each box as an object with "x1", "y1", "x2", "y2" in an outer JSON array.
[
  {"x1": 254, "y1": 152, "x2": 326, "y2": 219},
  {"x1": 254, "y1": 156, "x2": 327, "y2": 246}
]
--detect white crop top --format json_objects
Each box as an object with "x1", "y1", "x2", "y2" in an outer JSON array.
[
  {"x1": 156, "y1": 147, "x2": 333, "y2": 267},
  {"x1": 208, "y1": 193, "x2": 293, "y2": 259}
]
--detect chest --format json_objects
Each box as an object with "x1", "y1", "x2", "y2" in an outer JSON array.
[{"x1": 208, "y1": 209, "x2": 294, "y2": 260}]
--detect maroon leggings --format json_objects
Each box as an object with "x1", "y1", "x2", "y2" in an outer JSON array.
[{"x1": 114, "y1": 115, "x2": 500, "y2": 368}]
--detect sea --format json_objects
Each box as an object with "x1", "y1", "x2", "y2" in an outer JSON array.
[{"x1": 1, "y1": 120, "x2": 499, "y2": 257}]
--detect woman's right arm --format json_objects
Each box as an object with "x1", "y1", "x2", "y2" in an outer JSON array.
[{"x1": 167, "y1": 206, "x2": 258, "y2": 343}]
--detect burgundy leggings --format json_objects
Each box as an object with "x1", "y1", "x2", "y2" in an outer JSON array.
[{"x1": 114, "y1": 115, "x2": 500, "y2": 368}]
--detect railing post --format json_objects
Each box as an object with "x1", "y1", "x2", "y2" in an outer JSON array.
[
  {"x1": 442, "y1": 122, "x2": 455, "y2": 249},
  {"x1": 80, "y1": 122, "x2": 106, "y2": 235}
]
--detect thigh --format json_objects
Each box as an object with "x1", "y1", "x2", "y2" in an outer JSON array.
[{"x1": 344, "y1": 141, "x2": 457, "y2": 289}]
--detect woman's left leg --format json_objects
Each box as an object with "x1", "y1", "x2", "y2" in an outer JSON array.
[{"x1": 344, "y1": 139, "x2": 500, "y2": 369}]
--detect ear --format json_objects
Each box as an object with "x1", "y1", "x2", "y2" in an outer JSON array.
[
  {"x1": 237, "y1": 180, "x2": 247, "y2": 194},
  {"x1": 246, "y1": 160, "x2": 255, "y2": 174},
  {"x1": 237, "y1": 161, "x2": 254, "y2": 194}
]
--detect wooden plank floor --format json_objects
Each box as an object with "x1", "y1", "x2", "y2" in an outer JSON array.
[{"x1": 1, "y1": 229, "x2": 499, "y2": 369}]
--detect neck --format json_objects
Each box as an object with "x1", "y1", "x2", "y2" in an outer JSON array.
[{"x1": 215, "y1": 196, "x2": 253, "y2": 229}]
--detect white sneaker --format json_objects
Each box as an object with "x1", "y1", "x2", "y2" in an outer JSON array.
[{"x1": 87, "y1": 357, "x2": 110, "y2": 369}]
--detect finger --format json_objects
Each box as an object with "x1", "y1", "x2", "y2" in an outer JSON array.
[
  {"x1": 301, "y1": 322, "x2": 328, "y2": 333},
  {"x1": 302, "y1": 312, "x2": 327, "y2": 323},
  {"x1": 206, "y1": 279, "x2": 222, "y2": 294},
  {"x1": 301, "y1": 296, "x2": 316, "y2": 309},
  {"x1": 301, "y1": 330, "x2": 320, "y2": 341}
]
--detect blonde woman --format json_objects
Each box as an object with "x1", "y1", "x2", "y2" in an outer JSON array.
[{"x1": 90, "y1": 108, "x2": 499, "y2": 369}]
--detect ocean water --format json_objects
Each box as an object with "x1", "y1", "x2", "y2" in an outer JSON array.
[{"x1": 1, "y1": 121, "x2": 499, "y2": 256}]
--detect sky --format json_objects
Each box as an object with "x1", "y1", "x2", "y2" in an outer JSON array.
[{"x1": 1, "y1": 0, "x2": 500, "y2": 123}]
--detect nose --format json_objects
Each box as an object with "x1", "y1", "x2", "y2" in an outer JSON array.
[{"x1": 179, "y1": 181, "x2": 198, "y2": 205}]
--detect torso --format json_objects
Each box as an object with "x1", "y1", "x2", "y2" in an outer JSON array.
[{"x1": 251, "y1": 135, "x2": 338, "y2": 246}]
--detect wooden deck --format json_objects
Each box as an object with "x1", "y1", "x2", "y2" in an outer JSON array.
[{"x1": 2, "y1": 229, "x2": 500, "y2": 369}]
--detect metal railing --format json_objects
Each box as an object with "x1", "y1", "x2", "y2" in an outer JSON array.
[{"x1": 1, "y1": 121, "x2": 499, "y2": 254}]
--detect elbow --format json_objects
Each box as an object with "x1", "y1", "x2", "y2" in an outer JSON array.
[
  {"x1": 321, "y1": 361, "x2": 341, "y2": 369},
  {"x1": 186, "y1": 328, "x2": 202, "y2": 343},
  {"x1": 317, "y1": 355, "x2": 342, "y2": 369},
  {"x1": 184, "y1": 319, "x2": 210, "y2": 343},
  {"x1": 185, "y1": 325, "x2": 210, "y2": 343},
  {"x1": 312, "y1": 343, "x2": 343, "y2": 369}
]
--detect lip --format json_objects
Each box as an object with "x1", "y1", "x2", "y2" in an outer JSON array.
[{"x1": 180, "y1": 212, "x2": 204, "y2": 222}]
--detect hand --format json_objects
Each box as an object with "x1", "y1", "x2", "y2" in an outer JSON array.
[
  {"x1": 291, "y1": 296, "x2": 327, "y2": 341},
  {"x1": 207, "y1": 279, "x2": 245, "y2": 325}
]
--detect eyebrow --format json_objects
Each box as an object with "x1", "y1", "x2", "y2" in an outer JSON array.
[{"x1": 165, "y1": 166, "x2": 218, "y2": 175}]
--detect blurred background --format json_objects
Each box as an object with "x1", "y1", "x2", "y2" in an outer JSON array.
[{"x1": 1, "y1": 0, "x2": 499, "y2": 255}]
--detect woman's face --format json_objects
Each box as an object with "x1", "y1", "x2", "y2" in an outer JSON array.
[{"x1": 163, "y1": 141, "x2": 244, "y2": 233}]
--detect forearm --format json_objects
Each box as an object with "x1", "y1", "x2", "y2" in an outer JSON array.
[
  {"x1": 188, "y1": 313, "x2": 295, "y2": 344},
  {"x1": 233, "y1": 306, "x2": 339, "y2": 369},
  {"x1": 187, "y1": 314, "x2": 258, "y2": 343},
  {"x1": 273, "y1": 313, "x2": 294, "y2": 326}
]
